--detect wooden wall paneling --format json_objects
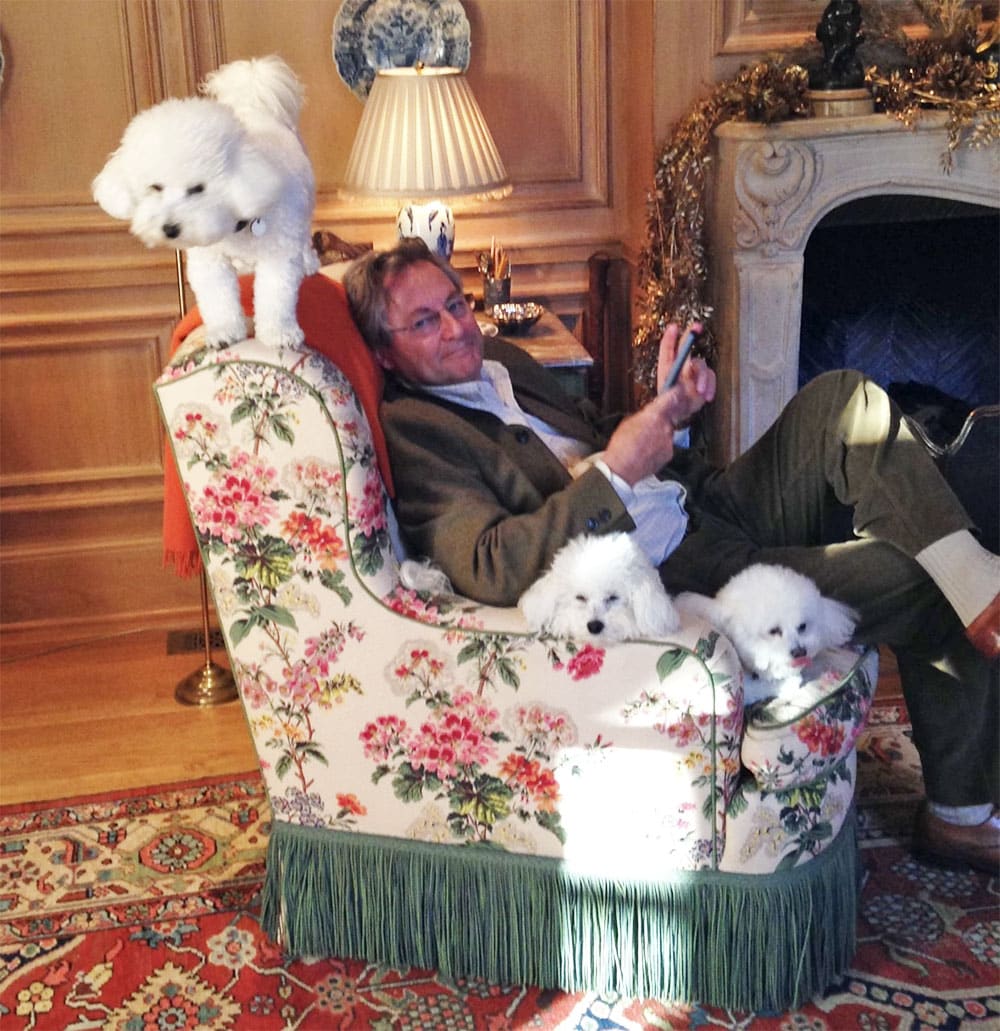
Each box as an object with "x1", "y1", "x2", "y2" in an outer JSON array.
[
  {"x1": 0, "y1": 0, "x2": 638, "y2": 642},
  {"x1": 712, "y1": 0, "x2": 824, "y2": 55},
  {"x1": 0, "y1": 0, "x2": 202, "y2": 639},
  {"x1": 313, "y1": 1, "x2": 615, "y2": 252}
]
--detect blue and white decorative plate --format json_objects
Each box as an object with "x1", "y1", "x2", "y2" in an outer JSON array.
[{"x1": 333, "y1": 0, "x2": 471, "y2": 100}]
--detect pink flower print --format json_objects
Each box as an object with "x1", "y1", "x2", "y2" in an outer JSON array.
[
  {"x1": 510, "y1": 704, "x2": 577, "y2": 752},
  {"x1": 193, "y1": 450, "x2": 280, "y2": 543},
  {"x1": 385, "y1": 587, "x2": 442, "y2": 623},
  {"x1": 172, "y1": 406, "x2": 225, "y2": 460},
  {"x1": 565, "y1": 644, "x2": 605, "y2": 680},
  {"x1": 174, "y1": 409, "x2": 219, "y2": 443},
  {"x1": 235, "y1": 663, "x2": 276, "y2": 709},
  {"x1": 279, "y1": 626, "x2": 359, "y2": 708},
  {"x1": 349, "y1": 474, "x2": 388, "y2": 535},
  {"x1": 664, "y1": 712, "x2": 701, "y2": 746},
  {"x1": 360, "y1": 714, "x2": 408, "y2": 763},
  {"x1": 450, "y1": 690, "x2": 500, "y2": 737},
  {"x1": 408, "y1": 692, "x2": 499, "y2": 779},
  {"x1": 409, "y1": 723, "x2": 461, "y2": 781},
  {"x1": 285, "y1": 457, "x2": 342, "y2": 508}
]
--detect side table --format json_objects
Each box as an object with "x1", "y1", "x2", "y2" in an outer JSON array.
[{"x1": 483, "y1": 308, "x2": 593, "y2": 397}]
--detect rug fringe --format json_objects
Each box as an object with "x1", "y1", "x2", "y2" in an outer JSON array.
[{"x1": 260, "y1": 812, "x2": 859, "y2": 1011}]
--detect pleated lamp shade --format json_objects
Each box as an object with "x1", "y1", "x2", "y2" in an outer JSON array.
[
  {"x1": 341, "y1": 66, "x2": 510, "y2": 259},
  {"x1": 343, "y1": 66, "x2": 511, "y2": 201}
]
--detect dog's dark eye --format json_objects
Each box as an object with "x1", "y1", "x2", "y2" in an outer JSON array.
[
  {"x1": 605, "y1": 594, "x2": 619, "y2": 605},
  {"x1": 187, "y1": 183, "x2": 205, "y2": 196},
  {"x1": 149, "y1": 183, "x2": 163, "y2": 193},
  {"x1": 768, "y1": 626, "x2": 782, "y2": 637},
  {"x1": 575, "y1": 594, "x2": 587, "y2": 603},
  {"x1": 797, "y1": 622, "x2": 808, "y2": 633}
]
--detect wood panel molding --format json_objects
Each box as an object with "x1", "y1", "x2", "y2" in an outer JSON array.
[
  {"x1": 713, "y1": 0, "x2": 995, "y2": 56},
  {"x1": 713, "y1": 0, "x2": 818, "y2": 55},
  {"x1": 0, "y1": 0, "x2": 638, "y2": 638}
]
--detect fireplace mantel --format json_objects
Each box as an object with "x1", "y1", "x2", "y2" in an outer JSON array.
[{"x1": 706, "y1": 111, "x2": 1000, "y2": 461}]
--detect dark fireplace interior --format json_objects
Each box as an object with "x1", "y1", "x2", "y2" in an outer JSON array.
[{"x1": 799, "y1": 195, "x2": 999, "y2": 550}]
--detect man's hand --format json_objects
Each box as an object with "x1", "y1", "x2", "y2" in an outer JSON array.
[
  {"x1": 656, "y1": 321, "x2": 715, "y2": 418},
  {"x1": 602, "y1": 323, "x2": 716, "y2": 486}
]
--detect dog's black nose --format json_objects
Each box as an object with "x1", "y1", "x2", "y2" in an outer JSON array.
[
  {"x1": 162, "y1": 223, "x2": 181, "y2": 239},
  {"x1": 790, "y1": 645, "x2": 807, "y2": 659},
  {"x1": 587, "y1": 619, "x2": 605, "y2": 635}
]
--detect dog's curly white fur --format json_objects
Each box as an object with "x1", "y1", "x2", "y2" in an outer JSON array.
[
  {"x1": 519, "y1": 533, "x2": 680, "y2": 643},
  {"x1": 676, "y1": 563, "x2": 858, "y2": 703},
  {"x1": 92, "y1": 55, "x2": 319, "y2": 348}
]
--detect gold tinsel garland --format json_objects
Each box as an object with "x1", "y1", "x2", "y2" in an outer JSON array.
[{"x1": 632, "y1": 0, "x2": 999, "y2": 398}]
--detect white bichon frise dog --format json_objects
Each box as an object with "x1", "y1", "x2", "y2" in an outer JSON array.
[
  {"x1": 676, "y1": 563, "x2": 858, "y2": 704},
  {"x1": 519, "y1": 533, "x2": 680, "y2": 644},
  {"x1": 92, "y1": 55, "x2": 319, "y2": 348}
]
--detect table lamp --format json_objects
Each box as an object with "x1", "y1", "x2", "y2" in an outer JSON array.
[{"x1": 341, "y1": 65, "x2": 511, "y2": 259}]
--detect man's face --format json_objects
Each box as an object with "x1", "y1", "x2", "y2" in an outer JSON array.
[{"x1": 377, "y1": 260, "x2": 484, "y2": 386}]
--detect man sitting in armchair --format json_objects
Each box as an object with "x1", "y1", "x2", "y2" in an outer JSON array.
[{"x1": 343, "y1": 239, "x2": 999, "y2": 874}]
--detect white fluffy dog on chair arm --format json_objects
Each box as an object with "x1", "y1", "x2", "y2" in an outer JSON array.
[
  {"x1": 519, "y1": 533, "x2": 680, "y2": 644},
  {"x1": 92, "y1": 55, "x2": 319, "y2": 348}
]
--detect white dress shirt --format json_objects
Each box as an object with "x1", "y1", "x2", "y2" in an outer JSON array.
[{"x1": 420, "y1": 360, "x2": 689, "y2": 565}]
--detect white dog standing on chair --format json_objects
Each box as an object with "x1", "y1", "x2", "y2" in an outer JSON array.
[
  {"x1": 677, "y1": 564, "x2": 858, "y2": 704},
  {"x1": 519, "y1": 533, "x2": 680, "y2": 643},
  {"x1": 92, "y1": 55, "x2": 318, "y2": 348}
]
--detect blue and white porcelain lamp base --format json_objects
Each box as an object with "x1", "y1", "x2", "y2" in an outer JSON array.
[{"x1": 396, "y1": 200, "x2": 456, "y2": 260}]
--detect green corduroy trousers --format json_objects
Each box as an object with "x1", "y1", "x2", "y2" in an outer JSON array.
[{"x1": 660, "y1": 369, "x2": 998, "y2": 808}]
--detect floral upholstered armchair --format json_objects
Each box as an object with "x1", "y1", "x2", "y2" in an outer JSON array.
[{"x1": 154, "y1": 274, "x2": 877, "y2": 1012}]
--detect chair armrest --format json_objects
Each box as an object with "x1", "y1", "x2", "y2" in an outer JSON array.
[{"x1": 739, "y1": 645, "x2": 878, "y2": 792}]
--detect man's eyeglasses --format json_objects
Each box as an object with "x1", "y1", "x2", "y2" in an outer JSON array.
[{"x1": 387, "y1": 295, "x2": 472, "y2": 338}]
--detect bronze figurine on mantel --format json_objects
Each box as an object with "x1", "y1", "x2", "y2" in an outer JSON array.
[{"x1": 806, "y1": 0, "x2": 875, "y2": 117}]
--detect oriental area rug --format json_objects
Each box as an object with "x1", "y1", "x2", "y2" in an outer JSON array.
[{"x1": 2, "y1": 698, "x2": 997, "y2": 1030}]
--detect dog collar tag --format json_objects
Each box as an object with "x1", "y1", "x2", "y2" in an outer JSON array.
[{"x1": 250, "y1": 217, "x2": 267, "y2": 237}]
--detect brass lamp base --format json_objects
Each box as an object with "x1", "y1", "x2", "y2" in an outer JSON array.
[{"x1": 175, "y1": 660, "x2": 239, "y2": 706}]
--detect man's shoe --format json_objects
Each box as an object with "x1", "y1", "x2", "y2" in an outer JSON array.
[
  {"x1": 965, "y1": 593, "x2": 1000, "y2": 660},
  {"x1": 913, "y1": 803, "x2": 1000, "y2": 875}
]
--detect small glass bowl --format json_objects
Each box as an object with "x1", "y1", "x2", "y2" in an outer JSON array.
[{"x1": 490, "y1": 301, "x2": 543, "y2": 336}]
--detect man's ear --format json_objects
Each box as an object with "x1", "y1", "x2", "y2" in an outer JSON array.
[{"x1": 374, "y1": 347, "x2": 395, "y2": 373}]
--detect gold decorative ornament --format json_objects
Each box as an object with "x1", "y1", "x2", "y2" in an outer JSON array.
[{"x1": 632, "y1": 0, "x2": 999, "y2": 396}]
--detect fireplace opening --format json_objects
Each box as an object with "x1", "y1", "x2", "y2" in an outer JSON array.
[
  {"x1": 800, "y1": 195, "x2": 998, "y2": 403},
  {"x1": 799, "y1": 194, "x2": 999, "y2": 549}
]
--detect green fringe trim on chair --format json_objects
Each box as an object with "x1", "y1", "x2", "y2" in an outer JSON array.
[{"x1": 260, "y1": 812, "x2": 860, "y2": 1013}]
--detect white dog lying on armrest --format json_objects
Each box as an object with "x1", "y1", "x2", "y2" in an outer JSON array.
[
  {"x1": 676, "y1": 563, "x2": 858, "y2": 704},
  {"x1": 519, "y1": 533, "x2": 680, "y2": 643}
]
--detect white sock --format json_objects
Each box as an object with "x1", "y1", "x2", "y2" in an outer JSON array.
[
  {"x1": 915, "y1": 530, "x2": 1000, "y2": 627},
  {"x1": 927, "y1": 801, "x2": 993, "y2": 826}
]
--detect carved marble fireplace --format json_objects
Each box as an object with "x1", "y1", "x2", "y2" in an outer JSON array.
[{"x1": 706, "y1": 111, "x2": 1000, "y2": 461}]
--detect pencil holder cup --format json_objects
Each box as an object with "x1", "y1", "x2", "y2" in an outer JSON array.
[{"x1": 483, "y1": 275, "x2": 511, "y2": 312}]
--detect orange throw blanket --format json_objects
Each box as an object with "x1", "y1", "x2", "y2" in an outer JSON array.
[{"x1": 162, "y1": 273, "x2": 391, "y2": 576}]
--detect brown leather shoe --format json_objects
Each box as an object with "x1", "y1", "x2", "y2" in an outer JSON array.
[
  {"x1": 966, "y1": 593, "x2": 1000, "y2": 660},
  {"x1": 913, "y1": 803, "x2": 1000, "y2": 874}
]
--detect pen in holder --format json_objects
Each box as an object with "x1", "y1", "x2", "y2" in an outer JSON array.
[
  {"x1": 478, "y1": 237, "x2": 511, "y2": 313},
  {"x1": 483, "y1": 274, "x2": 511, "y2": 311}
]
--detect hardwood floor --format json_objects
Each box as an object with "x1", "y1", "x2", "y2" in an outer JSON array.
[
  {"x1": 0, "y1": 628, "x2": 901, "y2": 808},
  {"x1": 0, "y1": 628, "x2": 257, "y2": 806}
]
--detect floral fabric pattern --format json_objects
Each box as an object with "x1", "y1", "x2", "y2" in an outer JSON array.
[
  {"x1": 740, "y1": 646, "x2": 877, "y2": 792},
  {"x1": 156, "y1": 338, "x2": 874, "y2": 879}
]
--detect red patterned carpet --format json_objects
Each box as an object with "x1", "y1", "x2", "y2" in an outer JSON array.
[{"x1": 2, "y1": 699, "x2": 997, "y2": 1030}]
